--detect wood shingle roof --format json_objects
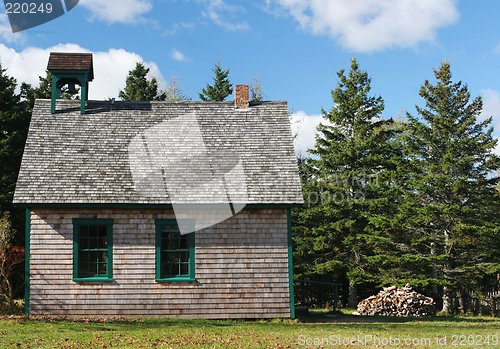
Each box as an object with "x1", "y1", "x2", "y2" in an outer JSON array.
[
  {"x1": 47, "y1": 52, "x2": 94, "y2": 80},
  {"x1": 13, "y1": 99, "x2": 303, "y2": 205}
]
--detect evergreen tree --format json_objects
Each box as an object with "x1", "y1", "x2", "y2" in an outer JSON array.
[
  {"x1": 0, "y1": 63, "x2": 31, "y2": 245},
  {"x1": 163, "y1": 75, "x2": 191, "y2": 101},
  {"x1": 119, "y1": 62, "x2": 166, "y2": 101},
  {"x1": 33, "y1": 71, "x2": 51, "y2": 99},
  {"x1": 31, "y1": 71, "x2": 80, "y2": 100},
  {"x1": 199, "y1": 62, "x2": 233, "y2": 101},
  {"x1": 360, "y1": 117, "x2": 436, "y2": 292},
  {"x1": 293, "y1": 58, "x2": 397, "y2": 307},
  {"x1": 250, "y1": 76, "x2": 267, "y2": 102},
  {"x1": 399, "y1": 61, "x2": 500, "y2": 312}
]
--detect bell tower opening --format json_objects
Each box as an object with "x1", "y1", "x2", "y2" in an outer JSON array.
[{"x1": 47, "y1": 52, "x2": 94, "y2": 114}]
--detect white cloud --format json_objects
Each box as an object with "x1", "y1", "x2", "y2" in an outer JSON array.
[
  {"x1": 480, "y1": 89, "x2": 500, "y2": 126},
  {"x1": 79, "y1": 0, "x2": 153, "y2": 24},
  {"x1": 0, "y1": 13, "x2": 25, "y2": 44},
  {"x1": 200, "y1": 0, "x2": 250, "y2": 31},
  {"x1": 290, "y1": 110, "x2": 333, "y2": 156},
  {"x1": 0, "y1": 43, "x2": 165, "y2": 100},
  {"x1": 170, "y1": 48, "x2": 191, "y2": 63},
  {"x1": 481, "y1": 89, "x2": 500, "y2": 155},
  {"x1": 162, "y1": 22, "x2": 195, "y2": 36},
  {"x1": 494, "y1": 42, "x2": 500, "y2": 54},
  {"x1": 266, "y1": 0, "x2": 459, "y2": 52}
]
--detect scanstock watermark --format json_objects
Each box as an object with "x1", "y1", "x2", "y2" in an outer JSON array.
[
  {"x1": 297, "y1": 334, "x2": 499, "y2": 346},
  {"x1": 127, "y1": 113, "x2": 248, "y2": 234},
  {"x1": 4, "y1": 0, "x2": 79, "y2": 33},
  {"x1": 305, "y1": 172, "x2": 380, "y2": 207}
]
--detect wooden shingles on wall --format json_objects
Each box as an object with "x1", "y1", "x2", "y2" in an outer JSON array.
[{"x1": 29, "y1": 207, "x2": 291, "y2": 318}]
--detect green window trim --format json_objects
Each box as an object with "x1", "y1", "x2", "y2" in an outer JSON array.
[
  {"x1": 73, "y1": 218, "x2": 113, "y2": 282},
  {"x1": 155, "y1": 219, "x2": 196, "y2": 282}
]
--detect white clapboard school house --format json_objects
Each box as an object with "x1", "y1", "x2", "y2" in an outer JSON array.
[{"x1": 13, "y1": 52, "x2": 303, "y2": 318}]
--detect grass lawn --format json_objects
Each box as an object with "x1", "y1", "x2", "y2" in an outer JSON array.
[{"x1": 0, "y1": 309, "x2": 499, "y2": 348}]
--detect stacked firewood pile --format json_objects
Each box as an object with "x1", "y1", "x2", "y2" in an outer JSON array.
[{"x1": 356, "y1": 284, "x2": 436, "y2": 317}]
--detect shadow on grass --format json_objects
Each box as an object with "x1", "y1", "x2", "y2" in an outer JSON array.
[
  {"x1": 2, "y1": 308, "x2": 498, "y2": 329},
  {"x1": 297, "y1": 309, "x2": 500, "y2": 324},
  {"x1": 0, "y1": 315, "x2": 243, "y2": 333}
]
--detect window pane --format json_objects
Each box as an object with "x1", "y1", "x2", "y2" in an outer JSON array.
[
  {"x1": 76, "y1": 221, "x2": 112, "y2": 279},
  {"x1": 80, "y1": 226, "x2": 88, "y2": 238},
  {"x1": 89, "y1": 225, "x2": 97, "y2": 238},
  {"x1": 161, "y1": 263, "x2": 176, "y2": 277},
  {"x1": 180, "y1": 235, "x2": 189, "y2": 250},
  {"x1": 162, "y1": 237, "x2": 170, "y2": 250},
  {"x1": 161, "y1": 251, "x2": 169, "y2": 264},
  {"x1": 99, "y1": 251, "x2": 107, "y2": 263},
  {"x1": 168, "y1": 252, "x2": 179, "y2": 264},
  {"x1": 98, "y1": 236, "x2": 107, "y2": 249},
  {"x1": 170, "y1": 236, "x2": 179, "y2": 250},
  {"x1": 88, "y1": 262, "x2": 97, "y2": 275},
  {"x1": 98, "y1": 263, "x2": 107, "y2": 275},
  {"x1": 180, "y1": 263, "x2": 189, "y2": 275},
  {"x1": 79, "y1": 263, "x2": 89, "y2": 276},
  {"x1": 162, "y1": 226, "x2": 178, "y2": 236},
  {"x1": 80, "y1": 237, "x2": 89, "y2": 250},
  {"x1": 98, "y1": 226, "x2": 107, "y2": 237},
  {"x1": 80, "y1": 251, "x2": 89, "y2": 263},
  {"x1": 159, "y1": 223, "x2": 193, "y2": 278},
  {"x1": 89, "y1": 237, "x2": 97, "y2": 249},
  {"x1": 160, "y1": 262, "x2": 169, "y2": 276},
  {"x1": 179, "y1": 251, "x2": 189, "y2": 263}
]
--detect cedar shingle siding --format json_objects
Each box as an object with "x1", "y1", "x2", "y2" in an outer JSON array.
[{"x1": 29, "y1": 207, "x2": 290, "y2": 318}]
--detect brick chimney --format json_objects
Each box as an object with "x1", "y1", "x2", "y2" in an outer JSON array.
[{"x1": 234, "y1": 85, "x2": 249, "y2": 109}]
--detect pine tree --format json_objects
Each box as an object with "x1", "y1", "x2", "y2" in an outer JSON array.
[
  {"x1": 400, "y1": 61, "x2": 500, "y2": 312},
  {"x1": 119, "y1": 62, "x2": 166, "y2": 101},
  {"x1": 199, "y1": 62, "x2": 233, "y2": 101},
  {"x1": 294, "y1": 58, "x2": 397, "y2": 307}
]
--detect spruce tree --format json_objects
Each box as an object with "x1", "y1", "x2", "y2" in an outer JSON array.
[
  {"x1": 294, "y1": 58, "x2": 397, "y2": 307},
  {"x1": 199, "y1": 62, "x2": 233, "y2": 101},
  {"x1": 400, "y1": 61, "x2": 500, "y2": 312},
  {"x1": 31, "y1": 71, "x2": 80, "y2": 100},
  {"x1": 119, "y1": 62, "x2": 166, "y2": 101}
]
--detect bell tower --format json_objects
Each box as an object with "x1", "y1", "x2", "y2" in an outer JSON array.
[{"x1": 47, "y1": 52, "x2": 94, "y2": 114}]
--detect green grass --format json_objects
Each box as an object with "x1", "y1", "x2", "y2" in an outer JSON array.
[{"x1": 0, "y1": 309, "x2": 499, "y2": 348}]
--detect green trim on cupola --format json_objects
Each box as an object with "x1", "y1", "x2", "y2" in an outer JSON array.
[{"x1": 47, "y1": 52, "x2": 94, "y2": 114}]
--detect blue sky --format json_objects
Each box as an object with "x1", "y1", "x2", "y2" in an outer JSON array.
[{"x1": 1, "y1": 0, "x2": 500, "y2": 155}]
